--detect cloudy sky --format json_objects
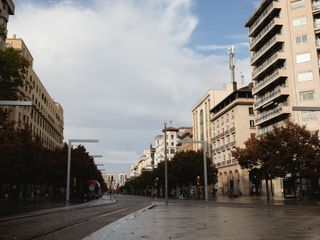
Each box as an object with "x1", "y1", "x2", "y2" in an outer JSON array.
[{"x1": 8, "y1": 0, "x2": 259, "y2": 179}]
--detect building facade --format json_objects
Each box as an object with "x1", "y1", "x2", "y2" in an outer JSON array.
[
  {"x1": 154, "y1": 127, "x2": 180, "y2": 167},
  {"x1": 176, "y1": 127, "x2": 193, "y2": 153},
  {"x1": 119, "y1": 173, "x2": 128, "y2": 187},
  {"x1": 246, "y1": 0, "x2": 320, "y2": 136},
  {"x1": 0, "y1": 0, "x2": 14, "y2": 50},
  {"x1": 3, "y1": 36, "x2": 64, "y2": 149},
  {"x1": 192, "y1": 86, "x2": 237, "y2": 157},
  {"x1": 211, "y1": 84, "x2": 256, "y2": 196}
]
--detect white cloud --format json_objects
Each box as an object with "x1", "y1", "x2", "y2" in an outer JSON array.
[{"x1": 8, "y1": 0, "x2": 250, "y2": 176}]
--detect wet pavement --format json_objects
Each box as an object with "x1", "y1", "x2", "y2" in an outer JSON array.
[
  {"x1": 0, "y1": 194, "x2": 115, "y2": 218},
  {"x1": 84, "y1": 200, "x2": 320, "y2": 240}
]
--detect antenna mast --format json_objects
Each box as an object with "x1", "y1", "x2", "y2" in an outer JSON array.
[{"x1": 228, "y1": 45, "x2": 235, "y2": 83}]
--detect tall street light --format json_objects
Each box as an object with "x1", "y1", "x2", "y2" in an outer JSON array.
[
  {"x1": 177, "y1": 140, "x2": 208, "y2": 201},
  {"x1": 66, "y1": 139, "x2": 99, "y2": 202},
  {"x1": 164, "y1": 122, "x2": 168, "y2": 205}
]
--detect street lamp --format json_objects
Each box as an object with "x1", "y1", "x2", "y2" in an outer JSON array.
[
  {"x1": 164, "y1": 122, "x2": 168, "y2": 205},
  {"x1": 66, "y1": 139, "x2": 99, "y2": 202},
  {"x1": 177, "y1": 140, "x2": 209, "y2": 201}
]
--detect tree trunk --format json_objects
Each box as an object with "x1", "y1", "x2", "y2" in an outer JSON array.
[{"x1": 265, "y1": 177, "x2": 270, "y2": 201}]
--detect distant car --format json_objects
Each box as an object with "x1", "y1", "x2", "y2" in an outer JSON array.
[{"x1": 84, "y1": 180, "x2": 102, "y2": 200}]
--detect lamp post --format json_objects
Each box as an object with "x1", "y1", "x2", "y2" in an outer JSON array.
[
  {"x1": 177, "y1": 140, "x2": 208, "y2": 201},
  {"x1": 164, "y1": 122, "x2": 168, "y2": 205},
  {"x1": 66, "y1": 139, "x2": 99, "y2": 202}
]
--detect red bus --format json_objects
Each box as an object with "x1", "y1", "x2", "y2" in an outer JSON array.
[{"x1": 84, "y1": 180, "x2": 102, "y2": 200}]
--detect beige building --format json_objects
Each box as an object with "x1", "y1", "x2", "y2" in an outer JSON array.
[
  {"x1": 176, "y1": 127, "x2": 193, "y2": 153},
  {"x1": 211, "y1": 84, "x2": 256, "y2": 196},
  {"x1": 246, "y1": 0, "x2": 320, "y2": 136},
  {"x1": 3, "y1": 36, "x2": 64, "y2": 149},
  {"x1": 192, "y1": 84, "x2": 243, "y2": 157},
  {"x1": 246, "y1": 0, "x2": 320, "y2": 196},
  {"x1": 0, "y1": 0, "x2": 14, "y2": 50}
]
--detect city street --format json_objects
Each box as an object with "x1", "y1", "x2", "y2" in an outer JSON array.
[
  {"x1": 85, "y1": 198, "x2": 320, "y2": 240},
  {"x1": 0, "y1": 195, "x2": 152, "y2": 240}
]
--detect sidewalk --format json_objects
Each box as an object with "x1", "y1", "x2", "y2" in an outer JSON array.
[
  {"x1": 0, "y1": 194, "x2": 115, "y2": 219},
  {"x1": 84, "y1": 200, "x2": 320, "y2": 240},
  {"x1": 213, "y1": 195, "x2": 320, "y2": 206}
]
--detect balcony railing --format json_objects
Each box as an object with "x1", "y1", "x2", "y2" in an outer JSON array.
[
  {"x1": 313, "y1": 1, "x2": 320, "y2": 11},
  {"x1": 250, "y1": 18, "x2": 281, "y2": 49},
  {"x1": 252, "y1": 69, "x2": 285, "y2": 94},
  {"x1": 249, "y1": 2, "x2": 277, "y2": 36},
  {"x1": 251, "y1": 35, "x2": 283, "y2": 65},
  {"x1": 254, "y1": 86, "x2": 289, "y2": 110},
  {"x1": 256, "y1": 104, "x2": 290, "y2": 125},
  {"x1": 252, "y1": 51, "x2": 285, "y2": 80}
]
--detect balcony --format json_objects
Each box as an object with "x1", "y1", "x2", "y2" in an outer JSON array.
[
  {"x1": 250, "y1": 18, "x2": 282, "y2": 51},
  {"x1": 251, "y1": 35, "x2": 284, "y2": 66},
  {"x1": 256, "y1": 104, "x2": 290, "y2": 126},
  {"x1": 252, "y1": 68, "x2": 287, "y2": 95},
  {"x1": 253, "y1": 86, "x2": 289, "y2": 111},
  {"x1": 248, "y1": 2, "x2": 281, "y2": 37},
  {"x1": 252, "y1": 51, "x2": 285, "y2": 80},
  {"x1": 313, "y1": 1, "x2": 320, "y2": 14}
]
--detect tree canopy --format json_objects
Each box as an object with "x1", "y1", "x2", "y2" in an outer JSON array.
[
  {"x1": 232, "y1": 121, "x2": 320, "y2": 198},
  {"x1": 0, "y1": 47, "x2": 29, "y2": 100}
]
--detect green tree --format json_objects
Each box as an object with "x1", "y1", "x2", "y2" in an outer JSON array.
[
  {"x1": 0, "y1": 47, "x2": 29, "y2": 100},
  {"x1": 232, "y1": 121, "x2": 320, "y2": 199}
]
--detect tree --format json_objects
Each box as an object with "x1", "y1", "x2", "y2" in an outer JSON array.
[
  {"x1": 0, "y1": 47, "x2": 29, "y2": 100},
  {"x1": 123, "y1": 150, "x2": 218, "y2": 198},
  {"x1": 232, "y1": 121, "x2": 320, "y2": 199}
]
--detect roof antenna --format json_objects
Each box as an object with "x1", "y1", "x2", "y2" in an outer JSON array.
[
  {"x1": 228, "y1": 46, "x2": 237, "y2": 91},
  {"x1": 240, "y1": 72, "x2": 244, "y2": 85}
]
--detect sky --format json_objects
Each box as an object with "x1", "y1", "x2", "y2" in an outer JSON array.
[{"x1": 8, "y1": 0, "x2": 259, "y2": 180}]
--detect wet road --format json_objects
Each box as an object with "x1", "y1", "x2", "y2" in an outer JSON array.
[
  {"x1": 0, "y1": 195, "x2": 152, "y2": 240},
  {"x1": 86, "y1": 199, "x2": 320, "y2": 240}
]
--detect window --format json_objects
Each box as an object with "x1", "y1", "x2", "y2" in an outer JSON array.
[
  {"x1": 293, "y1": 16, "x2": 307, "y2": 27},
  {"x1": 296, "y1": 52, "x2": 311, "y2": 63},
  {"x1": 295, "y1": 34, "x2": 308, "y2": 44},
  {"x1": 300, "y1": 91, "x2": 315, "y2": 101},
  {"x1": 291, "y1": 0, "x2": 304, "y2": 9},
  {"x1": 250, "y1": 120, "x2": 255, "y2": 128},
  {"x1": 298, "y1": 71, "x2": 313, "y2": 82},
  {"x1": 249, "y1": 107, "x2": 254, "y2": 115},
  {"x1": 170, "y1": 149, "x2": 175, "y2": 154},
  {"x1": 302, "y1": 111, "x2": 317, "y2": 121}
]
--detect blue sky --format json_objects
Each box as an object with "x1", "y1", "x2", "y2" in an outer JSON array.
[{"x1": 9, "y1": 0, "x2": 259, "y2": 179}]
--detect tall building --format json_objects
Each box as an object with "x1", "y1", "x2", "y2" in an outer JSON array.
[
  {"x1": 192, "y1": 85, "x2": 237, "y2": 157},
  {"x1": 0, "y1": 0, "x2": 14, "y2": 50},
  {"x1": 3, "y1": 36, "x2": 64, "y2": 149},
  {"x1": 210, "y1": 84, "x2": 256, "y2": 196},
  {"x1": 246, "y1": 0, "x2": 320, "y2": 136}
]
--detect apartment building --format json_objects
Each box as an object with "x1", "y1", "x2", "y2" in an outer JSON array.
[
  {"x1": 153, "y1": 127, "x2": 180, "y2": 167},
  {"x1": 192, "y1": 84, "x2": 244, "y2": 157},
  {"x1": 3, "y1": 36, "x2": 64, "y2": 149},
  {"x1": 0, "y1": 0, "x2": 14, "y2": 50},
  {"x1": 246, "y1": 0, "x2": 320, "y2": 136},
  {"x1": 210, "y1": 84, "x2": 256, "y2": 196}
]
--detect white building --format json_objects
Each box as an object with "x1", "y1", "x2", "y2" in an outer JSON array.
[
  {"x1": 154, "y1": 127, "x2": 180, "y2": 167},
  {"x1": 119, "y1": 173, "x2": 128, "y2": 187}
]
